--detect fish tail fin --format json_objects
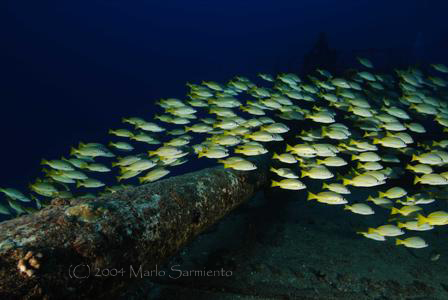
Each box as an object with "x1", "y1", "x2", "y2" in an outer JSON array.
[
  {"x1": 395, "y1": 238, "x2": 404, "y2": 246},
  {"x1": 321, "y1": 127, "x2": 327, "y2": 136},
  {"x1": 417, "y1": 214, "x2": 427, "y2": 226},
  {"x1": 414, "y1": 176, "x2": 421, "y2": 185},
  {"x1": 307, "y1": 192, "x2": 317, "y2": 201},
  {"x1": 271, "y1": 180, "x2": 279, "y2": 187},
  {"x1": 391, "y1": 207, "x2": 399, "y2": 215}
]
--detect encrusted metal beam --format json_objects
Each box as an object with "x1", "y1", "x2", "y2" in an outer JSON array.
[{"x1": 0, "y1": 157, "x2": 269, "y2": 299}]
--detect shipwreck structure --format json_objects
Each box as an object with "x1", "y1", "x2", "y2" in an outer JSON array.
[{"x1": 0, "y1": 157, "x2": 269, "y2": 299}]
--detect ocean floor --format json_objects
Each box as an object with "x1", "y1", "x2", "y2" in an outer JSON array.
[{"x1": 122, "y1": 189, "x2": 448, "y2": 300}]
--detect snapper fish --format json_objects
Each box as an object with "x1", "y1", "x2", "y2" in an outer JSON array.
[
  {"x1": 395, "y1": 237, "x2": 428, "y2": 249},
  {"x1": 70, "y1": 144, "x2": 114, "y2": 158},
  {"x1": 41, "y1": 159, "x2": 75, "y2": 171},
  {"x1": 269, "y1": 166, "x2": 297, "y2": 179},
  {"x1": 220, "y1": 157, "x2": 257, "y2": 171},
  {"x1": 307, "y1": 191, "x2": 347, "y2": 205},
  {"x1": 3, "y1": 56, "x2": 448, "y2": 253},
  {"x1": 139, "y1": 168, "x2": 170, "y2": 183},
  {"x1": 357, "y1": 231, "x2": 385, "y2": 241},
  {"x1": 344, "y1": 203, "x2": 374, "y2": 215},
  {"x1": 271, "y1": 179, "x2": 306, "y2": 190},
  {"x1": 322, "y1": 183, "x2": 350, "y2": 194},
  {"x1": 357, "y1": 57, "x2": 374, "y2": 69},
  {"x1": 0, "y1": 188, "x2": 30, "y2": 202},
  {"x1": 368, "y1": 225, "x2": 404, "y2": 237}
]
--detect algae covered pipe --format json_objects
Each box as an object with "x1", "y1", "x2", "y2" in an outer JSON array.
[{"x1": 0, "y1": 156, "x2": 269, "y2": 299}]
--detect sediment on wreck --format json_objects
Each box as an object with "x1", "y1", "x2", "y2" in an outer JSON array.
[{"x1": 0, "y1": 156, "x2": 269, "y2": 299}]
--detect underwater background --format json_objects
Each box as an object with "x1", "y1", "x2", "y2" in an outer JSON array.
[
  {"x1": 3, "y1": 0, "x2": 448, "y2": 299},
  {"x1": 4, "y1": 0, "x2": 448, "y2": 190}
]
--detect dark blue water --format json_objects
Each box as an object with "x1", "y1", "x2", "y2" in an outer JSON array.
[{"x1": 3, "y1": 0, "x2": 448, "y2": 191}]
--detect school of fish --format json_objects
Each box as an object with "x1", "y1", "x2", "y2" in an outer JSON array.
[{"x1": 2, "y1": 57, "x2": 448, "y2": 250}]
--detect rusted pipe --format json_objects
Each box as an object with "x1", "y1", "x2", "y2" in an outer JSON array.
[{"x1": 0, "y1": 157, "x2": 269, "y2": 299}]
